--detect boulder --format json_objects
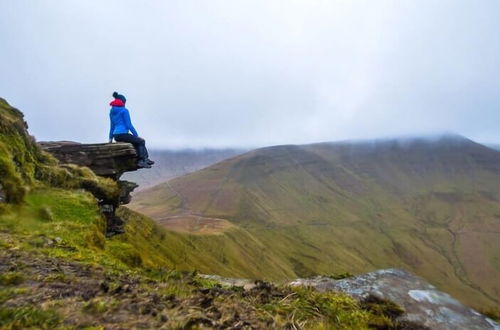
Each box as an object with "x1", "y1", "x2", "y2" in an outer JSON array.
[
  {"x1": 289, "y1": 269, "x2": 499, "y2": 330},
  {"x1": 39, "y1": 141, "x2": 139, "y2": 179}
]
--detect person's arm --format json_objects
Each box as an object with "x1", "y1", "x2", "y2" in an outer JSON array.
[
  {"x1": 109, "y1": 114, "x2": 115, "y2": 142},
  {"x1": 124, "y1": 108, "x2": 139, "y2": 137}
]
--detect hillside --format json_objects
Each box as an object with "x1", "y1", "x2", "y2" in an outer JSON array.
[
  {"x1": 122, "y1": 148, "x2": 245, "y2": 191},
  {"x1": 131, "y1": 135, "x2": 500, "y2": 311}
]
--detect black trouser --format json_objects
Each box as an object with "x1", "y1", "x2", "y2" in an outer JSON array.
[{"x1": 114, "y1": 134, "x2": 149, "y2": 160}]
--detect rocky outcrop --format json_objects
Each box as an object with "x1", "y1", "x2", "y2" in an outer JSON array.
[
  {"x1": 289, "y1": 269, "x2": 499, "y2": 330},
  {"x1": 39, "y1": 141, "x2": 139, "y2": 179},
  {"x1": 39, "y1": 141, "x2": 144, "y2": 236}
]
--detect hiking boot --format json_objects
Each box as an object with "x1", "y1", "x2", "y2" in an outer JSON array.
[
  {"x1": 137, "y1": 160, "x2": 152, "y2": 168},
  {"x1": 146, "y1": 159, "x2": 155, "y2": 165}
]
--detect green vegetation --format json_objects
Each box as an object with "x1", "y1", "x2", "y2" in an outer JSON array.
[
  {"x1": 0, "y1": 288, "x2": 29, "y2": 304},
  {"x1": 0, "y1": 187, "x2": 413, "y2": 328},
  {"x1": 0, "y1": 306, "x2": 60, "y2": 329},
  {"x1": 0, "y1": 272, "x2": 25, "y2": 286},
  {"x1": 261, "y1": 286, "x2": 369, "y2": 328}
]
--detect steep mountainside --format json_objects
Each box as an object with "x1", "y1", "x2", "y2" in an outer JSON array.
[
  {"x1": 131, "y1": 135, "x2": 500, "y2": 310},
  {"x1": 122, "y1": 148, "x2": 245, "y2": 191}
]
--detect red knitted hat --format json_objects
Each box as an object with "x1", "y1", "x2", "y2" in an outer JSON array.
[{"x1": 110, "y1": 99, "x2": 125, "y2": 107}]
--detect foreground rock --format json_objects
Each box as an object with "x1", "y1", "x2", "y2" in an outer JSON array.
[
  {"x1": 39, "y1": 141, "x2": 142, "y2": 236},
  {"x1": 289, "y1": 269, "x2": 499, "y2": 330}
]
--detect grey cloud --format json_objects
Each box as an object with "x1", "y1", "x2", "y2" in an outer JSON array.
[{"x1": 0, "y1": 0, "x2": 499, "y2": 148}]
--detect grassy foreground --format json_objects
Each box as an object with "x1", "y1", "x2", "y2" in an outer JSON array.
[{"x1": 0, "y1": 188, "x2": 421, "y2": 329}]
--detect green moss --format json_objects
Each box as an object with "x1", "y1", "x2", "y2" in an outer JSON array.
[{"x1": 0, "y1": 272, "x2": 25, "y2": 286}]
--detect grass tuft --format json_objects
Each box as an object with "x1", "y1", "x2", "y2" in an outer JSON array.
[
  {"x1": 261, "y1": 285, "x2": 370, "y2": 329},
  {"x1": 0, "y1": 272, "x2": 25, "y2": 286},
  {"x1": 0, "y1": 307, "x2": 60, "y2": 329}
]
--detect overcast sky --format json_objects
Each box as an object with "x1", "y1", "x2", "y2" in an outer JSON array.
[{"x1": 1, "y1": 1, "x2": 499, "y2": 149}]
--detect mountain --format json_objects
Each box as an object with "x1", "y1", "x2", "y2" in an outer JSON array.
[
  {"x1": 130, "y1": 135, "x2": 500, "y2": 310},
  {"x1": 122, "y1": 148, "x2": 245, "y2": 191}
]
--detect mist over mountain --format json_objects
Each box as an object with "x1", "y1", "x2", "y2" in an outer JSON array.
[
  {"x1": 485, "y1": 144, "x2": 500, "y2": 152},
  {"x1": 130, "y1": 134, "x2": 500, "y2": 310},
  {"x1": 122, "y1": 148, "x2": 245, "y2": 191}
]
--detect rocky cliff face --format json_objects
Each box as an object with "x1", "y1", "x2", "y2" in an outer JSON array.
[{"x1": 39, "y1": 141, "x2": 141, "y2": 236}]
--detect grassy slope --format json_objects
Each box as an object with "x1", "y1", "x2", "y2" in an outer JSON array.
[
  {"x1": 131, "y1": 136, "x2": 500, "y2": 310},
  {"x1": 2, "y1": 189, "x2": 408, "y2": 329}
]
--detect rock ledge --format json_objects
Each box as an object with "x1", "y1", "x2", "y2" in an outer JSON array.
[{"x1": 39, "y1": 141, "x2": 139, "y2": 179}]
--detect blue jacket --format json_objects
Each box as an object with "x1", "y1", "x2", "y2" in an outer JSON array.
[{"x1": 109, "y1": 106, "x2": 138, "y2": 140}]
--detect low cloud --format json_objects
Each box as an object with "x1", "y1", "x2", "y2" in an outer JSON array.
[{"x1": 1, "y1": 0, "x2": 499, "y2": 148}]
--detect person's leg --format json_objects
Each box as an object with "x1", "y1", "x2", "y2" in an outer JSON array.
[
  {"x1": 136, "y1": 139, "x2": 149, "y2": 160},
  {"x1": 139, "y1": 140, "x2": 153, "y2": 164},
  {"x1": 114, "y1": 134, "x2": 148, "y2": 160}
]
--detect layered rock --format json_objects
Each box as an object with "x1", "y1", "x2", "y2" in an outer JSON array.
[
  {"x1": 39, "y1": 141, "x2": 143, "y2": 236},
  {"x1": 289, "y1": 269, "x2": 499, "y2": 330},
  {"x1": 39, "y1": 141, "x2": 139, "y2": 179}
]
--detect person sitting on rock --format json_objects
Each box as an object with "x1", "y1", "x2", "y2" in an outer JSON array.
[{"x1": 108, "y1": 91, "x2": 154, "y2": 168}]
